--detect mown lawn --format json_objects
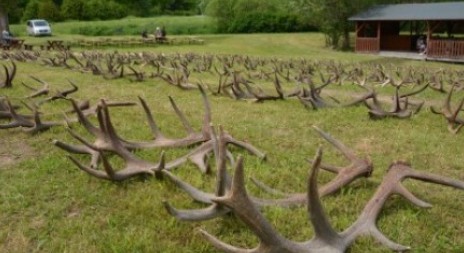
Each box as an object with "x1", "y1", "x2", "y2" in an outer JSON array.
[{"x1": 1, "y1": 32, "x2": 463, "y2": 253}]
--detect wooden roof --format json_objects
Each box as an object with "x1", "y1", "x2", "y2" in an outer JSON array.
[{"x1": 349, "y1": 2, "x2": 464, "y2": 21}]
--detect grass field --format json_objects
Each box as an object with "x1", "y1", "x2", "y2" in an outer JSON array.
[{"x1": 1, "y1": 31, "x2": 464, "y2": 253}]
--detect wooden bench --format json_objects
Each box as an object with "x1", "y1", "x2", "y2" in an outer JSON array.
[{"x1": 24, "y1": 44, "x2": 34, "y2": 50}]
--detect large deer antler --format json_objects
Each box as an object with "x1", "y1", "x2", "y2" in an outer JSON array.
[
  {"x1": 430, "y1": 85, "x2": 464, "y2": 134},
  {"x1": 0, "y1": 61, "x2": 17, "y2": 88},
  {"x1": 364, "y1": 84, "x2": 424, "y2": 119},
  {"x1": 297, "y1": 72, "x2": 339, "y2": 110},
  {"x1": 250, "y1": 72, "x2": 285, "y2": 102},
  {"x1": 55, "y1": 88, "x2": 264, "y2": 179},
  {"x1": 0, "y1": 97, "x2": 65, "y2": 134},
  {"x1": 54, "y1": 98, "x2": 139, "y2": 168},
  {"x1": 60, "y1": 100, "x2": 167, "y2": 181},
  {"x1": 199, "y1": 149, "x2": 464, "y2": 253}
]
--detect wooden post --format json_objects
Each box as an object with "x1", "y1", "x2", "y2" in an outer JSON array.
[{"x1": 377, "y1": 21, "x2": 381, "y2": 52}]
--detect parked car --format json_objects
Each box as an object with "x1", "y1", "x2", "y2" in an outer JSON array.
[{"x1": 26, "y1": 19, "x2": 52, "y2": 36}]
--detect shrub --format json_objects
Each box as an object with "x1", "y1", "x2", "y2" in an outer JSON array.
[
  {"x1": 229, "y1": 11, "x2": 310, "y2": 33},
  {"x1": 82, "y1": 0, "x2": 127, "y2": 21},
  {"x1": 61, "y1": 0, "x2": 85, "y2": 21}
]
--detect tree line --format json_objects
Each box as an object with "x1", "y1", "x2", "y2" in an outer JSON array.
[
  {"x1": 4, "y1": 0, "x2": 200, "y2": 23},
  {"x1": 1, "y1": 0, "x2": 463, "y2": 49}
]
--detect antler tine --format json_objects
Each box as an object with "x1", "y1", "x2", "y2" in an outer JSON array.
[
  {"x1": 207, "y1": 157, "x2": 290, "y2": 252},
  {"x1": 168, "y1": 96, "x2": 196, "y2": 135},
  {"x1": 443, "y1": 84, "x2": 456, "y2": 112},
  {"x1": 100, "y1": 99, "x2": 138, "y2": 158},
  {"x1": 307, "y1": 147, "x2": 342, "y2": 245},
  {"x1": 162, "y1": 125, "x2": 234, "y2": 221},
  {"x1": 214, "y1": 125, "x2": 232, "y2": 196},
  {"x1": 399, "y1": 83, "x2": 429, "y2": 98},
  {"x1": 52, "y1": 139, "x2": 94, "y2": 154},
  {"x1": 198, "y1": 84, "x2": 213, "y2": 136},
  {"x1": 312, "y1": 125, "x2": 356, "y2": 161},
  {"x1": 343, "y1": 86, "x2": 376, "y2": 107},
  {"x1": 310, "y1": 126, "x2": 373, "y2": 196},
  {"x1": 67, "y1": 153, "x2": 113, "y2": 180},
  {"x1": 162, "y1": 169, "x2": 216, "y2": 204},
  {"x1": 0, "y1": 98, "x2": 34, "y2": 129},
  {"x1": 392, "y1": 86, "x2": 403, "y2": 113},
  {"x1": 198, "y1": 228, "x2": 255, "y2": 253},
  {"x1": 253, "y1": 127, "x2": 371, "y2": 207},
  {"x1": 22, "y1": 109, "x2": 62, "y2": 134},
  {"x1": 125, "y1": 88, "x2": 212, "y2": 149},
  {"x1": 138, "y1": 96, "x2": 165, "y2": 139},
  {"x1": 221, "y1": 133, "x2": 266, "y2": 160},
  {"x1": 0, "y1": 61, "x2": 16, "y2": 88},
  {"x1": 163, "y1": 201, "x2": 230, "y2": 221},
  {"x1": 68, "y1": 98, "x2": 101, "y2": 136},
  {"x1": 63, "y1": 79, "x2": 79, "y2": 97}
]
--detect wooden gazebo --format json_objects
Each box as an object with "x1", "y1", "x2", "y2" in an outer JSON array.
[{"x1": 349, "y1": 2, "x2": 464, "y2": 62}]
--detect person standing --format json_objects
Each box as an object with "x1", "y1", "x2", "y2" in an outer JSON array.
[{"x1": 2, "y1": 30, "x2": 11, "y2": 45}]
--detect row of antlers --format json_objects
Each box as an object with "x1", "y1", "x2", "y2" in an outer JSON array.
[{"x1": 0, "y1": 51, "x2": 464, "y2": 134}]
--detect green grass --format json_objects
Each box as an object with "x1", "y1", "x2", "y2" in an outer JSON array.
[
  {"x1": 10, "y1": 15, "x2": 216, "y2": 37},
  {"x1": 1, "y1": 32, "x2": 464, "y2": 253}
]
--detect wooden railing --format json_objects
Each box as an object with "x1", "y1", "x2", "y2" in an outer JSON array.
[
  {"x1": 355, "y1": 37, "x2": 379, "y2": 53},
  {"x1": 428, "y1": 39, "x2": 464, "y2": 59}
]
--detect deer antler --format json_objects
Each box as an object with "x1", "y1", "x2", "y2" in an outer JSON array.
[
  {"x1": 121, "y1": 86, "x2": 265, "y2": 161},
  {"x1": 199, "y1": 150, "x2": 464, "y2": 253},
  {"x1": 163, "y1": 125, "x2": 234, "y2": 221},
  {"x1": 39, "y1": 79, "x2": 79, "y2": 104},
  {"x1": 0, "y1": 61, "x2": 16, "y2": 88},
  {"x1": 252, "y1": 126, "x2": 372, "y2": 207},
  {"x1": 430, "y1": 85, "x2": 464, "y2": 134},
  {"x1": 250, "y1": 72, "x2": 285, "y2": 102},
  {"x1": 0, "y1": 98, "x2": 35, "y2": 129},
  {"x1": 57, "y1": 100, "x2": 168, "y2": 181},
  {"x1": 22, "y1": 76, "x2": 50, "y2": 99},
  {"x1": 54, "y1": 98, "x2": 138, "y2": 168},
  {"x1": 365, "y1": 85, "x2": 423, "y2": 119}
]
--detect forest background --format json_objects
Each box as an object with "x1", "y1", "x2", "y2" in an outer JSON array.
[{"x1": 1, "y1": 0, "x2": 463, "y2": 49}]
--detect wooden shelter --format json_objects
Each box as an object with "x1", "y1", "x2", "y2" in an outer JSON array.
[{"x1": 349, "y1": 2, "x2": 464, "y2": 62}]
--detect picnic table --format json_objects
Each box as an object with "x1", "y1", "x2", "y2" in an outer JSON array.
[
  {"x1": 10, "y1": 39, "x2": 25, "y2": 49},
  {"x1": 1, "y1": 38, "x2": 25, "y2": 50},
  {"x1": 46, "y1": 40, "x2": 65, "y2": 50}
]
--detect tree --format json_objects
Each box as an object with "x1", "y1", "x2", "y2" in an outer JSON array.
[
  {"x1": 0, "y1": 0, "x2": 19, "y2": 32},
  {"x1": 61, "y1": 0, "x2": 84, "y2": 20},
  {"x1": 302, "y1": 0, "x2": 377, "y2": 50},
  {"x1": 37, "y1": 0, "x2": 61, "y2": 21}
]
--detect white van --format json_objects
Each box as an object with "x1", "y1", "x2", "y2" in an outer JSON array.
[{"x1": 26, "y1": 19, "x2": 52, "y2": 36}]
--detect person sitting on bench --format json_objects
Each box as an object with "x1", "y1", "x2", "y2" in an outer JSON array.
[{"x1": 2, "y1": 30, "x2": 12, "y2": 46}]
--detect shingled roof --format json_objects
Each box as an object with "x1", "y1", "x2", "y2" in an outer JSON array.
[{"x1": 349, "y1": 2, "x2": 464, "y2": 21}]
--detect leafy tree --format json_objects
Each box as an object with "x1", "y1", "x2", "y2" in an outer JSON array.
[
  {"x1": 205, "y1": 0, "x2": 236, "y2": 32},
  {"x1": 22, "y1": 0, "x2": 39, "y2": 22},
  {"x1": 205, "y1": 0, "x2": 314, "y2": 33},
  {"x1": 82, "y1": 0, "x2": 127, "y2": 20},
  {"x1": 60, "y1": 0, "x2": 84, "y2": 20},
  {"x1": 37, "y1": 0, "x2": 61, "y2": 21}
]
